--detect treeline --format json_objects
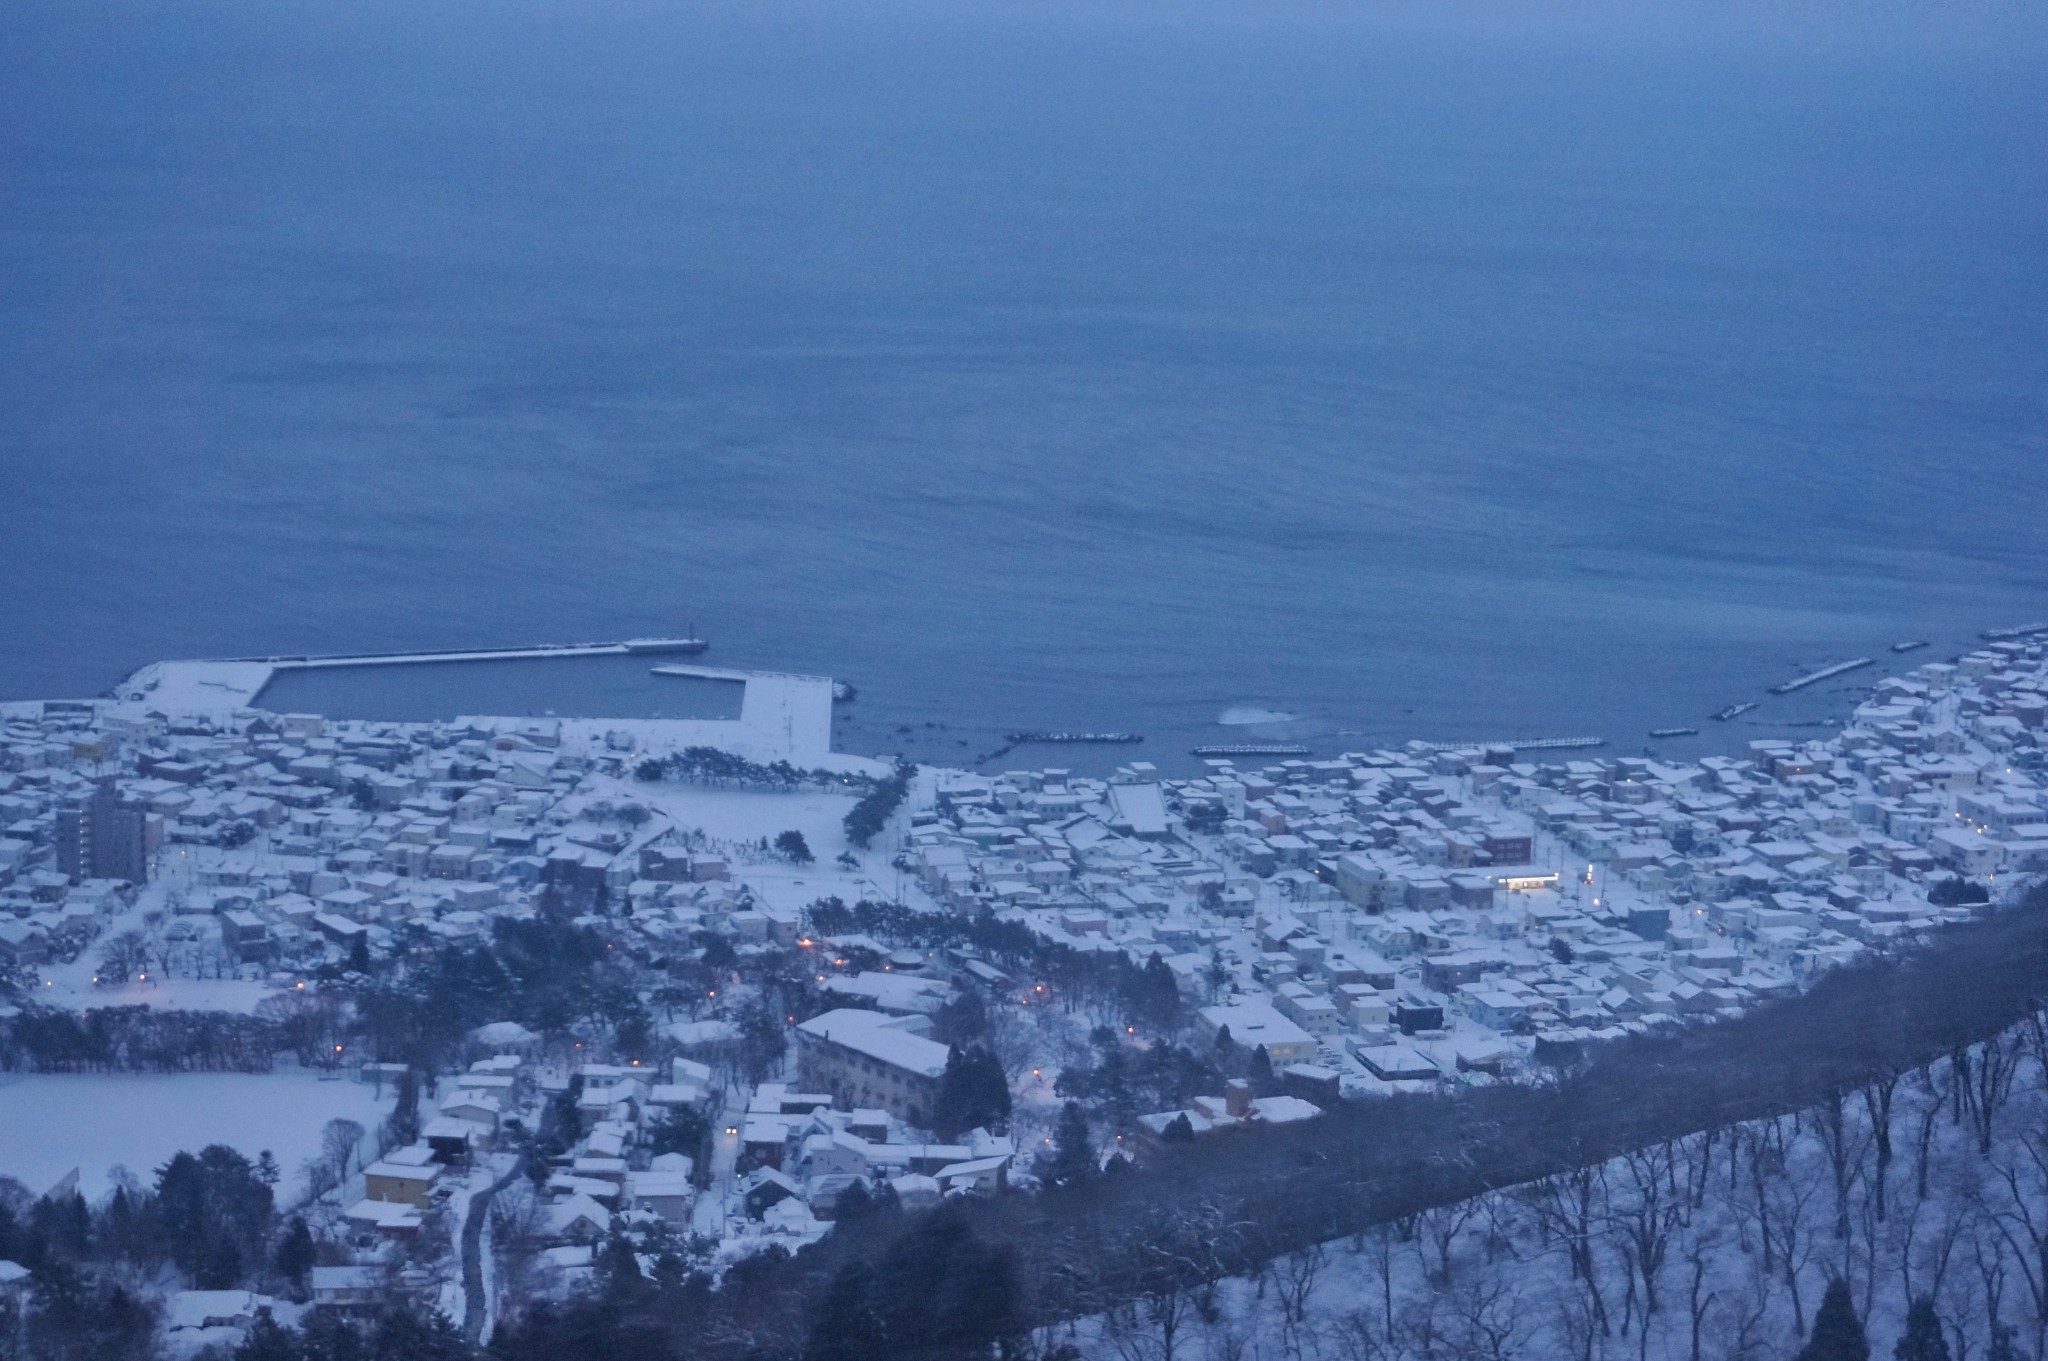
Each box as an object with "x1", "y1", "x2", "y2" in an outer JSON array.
[
  {"x1": 0, "y1": 1140, "x2": 477, "y2": 1361},
  {"x1": 0, "y1": 1143, "x2": 274, "y2": 1360},
  {"x1": 635, "y1": 748, "x2": 874, "y2": 795},
  {"x1": 0, "y1": 1004, "x2": 278, "y2": 1073},
  {"x1": 0, "y1": 908, "x2": 655, "y2": 1078},
  {"x1": 353, "y1": 911, "x2": 645, "y2": 1071},
  {"x1": 842, "y1": 762, "x2": 914, "y2": 849},
  {"x1": 491, "y1": 882, "x2": 2048, "y2": 1360}
]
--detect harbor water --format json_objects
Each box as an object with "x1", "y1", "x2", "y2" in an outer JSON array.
[{"x1": 2, "y1": 0, "x2": 2045, "y2": 773}]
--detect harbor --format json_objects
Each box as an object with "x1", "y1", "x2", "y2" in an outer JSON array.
[
  {"x1": 1004, "y1": 731, "x2": 1144, "y2": 745},
  {"x1": 80, "y1": 617, "x2": 2033, "y2": 780},
  {"x1": 1415, "y1": 736, "x2": 1605, "y2": 753},
  {"x1": 1768, "y1": 657, "x2": 1875, "y2": 695},
  {"x1": 107, "y1": 642, "x2": 851, "y2": 770}
]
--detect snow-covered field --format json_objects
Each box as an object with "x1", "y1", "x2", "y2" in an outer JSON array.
[
  {"x1": 36, "y1": 977, "x2": 278, "y2": 1015},
  {"x1": 0, "y1": 1070, "x2": 390, "y2": 1202},
  {"x1": 618, "y1": 781, "x2": 908, "y2": 911}
]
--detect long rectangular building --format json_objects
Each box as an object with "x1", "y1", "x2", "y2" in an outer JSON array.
[{"x1": 794, "y1": 1009, "x2": 951, "y2": 1128}]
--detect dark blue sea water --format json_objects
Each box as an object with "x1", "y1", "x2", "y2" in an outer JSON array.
[{"x1": 3, "y1": 0, "x2": 2045, "y2": 771}]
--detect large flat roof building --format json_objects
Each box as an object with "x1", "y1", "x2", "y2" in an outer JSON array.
[{"x1": 794, "y1": 1009, "x2": 951, "y2": 1129}]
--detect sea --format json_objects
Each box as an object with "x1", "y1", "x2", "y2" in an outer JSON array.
[{"x1": 3, "y1": 0, "x2": 2045, "y2": 774}]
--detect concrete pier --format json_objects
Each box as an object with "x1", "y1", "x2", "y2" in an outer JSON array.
[{"x1": 106, "y1": 647, "x2": 844, "y2": 770}]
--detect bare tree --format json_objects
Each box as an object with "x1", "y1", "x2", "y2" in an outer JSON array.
[
  {"x1": 1610, "y1": 1142, "x2": 1686, "y2": 1358},
  {"x1": 322, "y1": 1117, "x2": 366, "y2": 1189},
  {"x1": 1809, "y1": 1088, "x2": 1869, "y2": 1242},
  {"x1": 1911, "y1": 1061, "x2": 1954, "y2": 1203},
  {"x1": 1705, "y1": 1270, "x2": 1781, "y2": 1361},
  {"x1": 1743, "y1": 1119, "x2": 1823, "y2": 1335},
  {"x1": 1987, "y1": 1125, "x2": 2048, "y2": 1349},
  {"x1": 1440, "y1": 1274, "x2": 1527, "y2": 1361},
  {"x1": 1528, "y1": 1165, "x2": 1613, "y2": 1340},
  {"x1": 1272, "y1": 1242, "x2": 1325, "y2": 1327},
  {"x1": 1360, "y1": 1222, "x2": 1400, "y2": 1350},
  {"x1": 1957, "y1": 1033, "x2": 2023, "y2": 1156},
  {"x1": 1861, "y1": 1073, "x2": 1900, "y2": 1223},
  {"x1": 1682, "y1": 1225, "x2": 1723, "y2": 1361},
  {"x1": 1326, "y1": 1308, "x2": 1392, "y2": 1361},
  {"x1": 1414, "y1": 1199, "x2": 1479, "y2": 1287},
  {"x1": 1546, "y1": 1277, "x2": 1601, "y2": 1361}
]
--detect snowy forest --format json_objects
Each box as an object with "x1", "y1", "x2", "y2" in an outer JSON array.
[{"x1": 1063, "y1": 1006, "x2": 2048, "y2": 1361}]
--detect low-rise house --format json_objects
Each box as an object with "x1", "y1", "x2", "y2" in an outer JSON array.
[
  {"x1": 1135, "y1": 1080, "x2": 1324, "y2": 1148},
  {"x1": 163, "y1": 1290, "x2": 281, "y2": 1346},
  {"x1": 362, "y1": 1146, "x2": 441, "y2": 1206},
  {"x1": 423, "y1": 1116, "x2": 483, "y2": 1162},
  {"x1": 341, "y1": 1199, "x2": 422, "y2": 1237},
  {"x1": 1195, "y1": 1002, "x2": 1319, "y2": 1065},
  {"x1": 626, "y1": 1170, "x2": 694, "y2": 1222},
  {"x1": 1352, "y1": 1043, "x2": 1442, "y2": 1082},
  {"x1": 545, "y1": 1193, "x2": 612, "y2": 1244},
  {"x1": 309, "y1": 1265, "x2": 385, "y2": 1310}
]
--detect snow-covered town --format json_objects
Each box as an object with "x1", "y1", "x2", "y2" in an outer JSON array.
[{"x1": 2, "y1": 637, "x2": 2047, "y2": 1355}]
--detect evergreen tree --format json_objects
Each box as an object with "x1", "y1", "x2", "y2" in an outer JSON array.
[
  {"x1": 775, "y1": 830, "x2": 814, "y2": 864},
  {"x1": 869, "y1": 1209, "x2": 1022, "y2": 1360},
  {"x1": 1203, "y1": 947, "x2": 1231, "y2": 1002},
  {"x1": 386, "y1": 1070, "x2": 421, "y2": 1148},
  {"x1": 346, "y1": 934, "x2": 371, "y2": 976},
  {"x1": 298, "y1": 1308, "x2": 367, "y2": 1361},
  {"x1": 199, "y1": 1236, "x2": 244, "y2": 1290},
  {"x1": 805, "y1": 1259, "x2": 888, "y2": 1361},
  {"x1": 99, "y1": 1186, "x2": 142, "y2": 1264},
  {"x1": 933, "y1": 1045, "x2": 1011, "y2": 1140},
  {"x1": 1141, "y1": 953, "x2": 1181, "y2": 1030},
  {"x1": 87, "y1": 1284, "x2": 156, "y2": 1361},
  {"x1": 25, "y1": 1259, "x2": 89, "y2": 1360},
  {"x1": 274, "y1": 1218, "x2": 316, "y2": 1294},
  {"x1": 833, "y1": 1179, "x2": 873, "y2": 1224},
  {"x1": 1894, "y1": 1297, "x2": 1950, "y2": 1361},
  {"x1": 1249, "y1": 1043, "x2": 1276, "y2": 1093},
  {"x1": 647, "y1": 1107, "x2": 710, "y2": 1159},
  {"x1": 233, "y1": 1314, "x2": 304, "y2": 1361},
  {"x1": 254, "y1": 1151, "x2": 282, "y2": 1188},
  {"x1": 1049, "y1": 1101, "x2": 1097, "y2": 1188},
  {"x1": 30, "y1": 1192, "x2": 90, "y2": 1261},
  {"x1": 368, "y1": 1305, "x2": 469, "y2": 1361},
  {"x1": 1161, "y1": 1112, "x2": 1196, "y2": 1144},
  {"x1": 1796, "y1": 1279, "x2": 1869, "y2": 1361},
  {"x1": 155, "y1": 1145, "x2": 274, "y2": 1286},
  {"x1": 930, "y1": 990, "x2": 989, "y2": 1048},
  {"x1": 650, "y1": 1248, "x2": 687, "y2": 1293}
]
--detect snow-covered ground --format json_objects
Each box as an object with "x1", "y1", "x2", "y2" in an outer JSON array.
[
  {"x1": 33, "y1": 976, "x2": 278, "y2": 1015},
  {"x1": 0, "y1": 1070, "x2": 390, "y2": 1202},
  {"x1": 29, "y1": 890, "x2": 284, "y2": 1014},
  {"x1": 603, "y1": 779, "x2": 907, "y2": 911}
]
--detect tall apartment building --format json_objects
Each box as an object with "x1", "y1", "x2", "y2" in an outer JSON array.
[{"x1": 56, "y1": 780, "x2": 151, "y2": 884}]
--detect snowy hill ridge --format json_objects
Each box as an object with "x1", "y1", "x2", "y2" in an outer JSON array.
[{"x1": 1069, "y1": 999, "x2": 2048, "y2": 1361}]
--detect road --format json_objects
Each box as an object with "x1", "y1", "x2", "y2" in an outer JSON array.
[
  {"x1": 460, "y1": 1159, "x2": 525, "y2": 1344},
  {"x1": 692, "y1": 1122, "x2": 741, "y2": 1236}
]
